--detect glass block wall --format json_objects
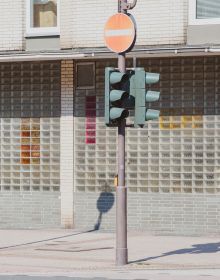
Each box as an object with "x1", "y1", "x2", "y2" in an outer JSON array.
[
  {"x1": 74, "y1": 57, "x2": 220, "y2": 194},
  {"x1": 0, "y1": 62, "x2": 61, "y2": 192}
]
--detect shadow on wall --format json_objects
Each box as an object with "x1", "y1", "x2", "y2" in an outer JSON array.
[{"x1": 94, "y1": 183, "x2": 115, "y2": 231}]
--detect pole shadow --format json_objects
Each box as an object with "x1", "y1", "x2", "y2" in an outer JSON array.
[{"x1": 0, "y1": 229, "x2": 98, "y2": 250}]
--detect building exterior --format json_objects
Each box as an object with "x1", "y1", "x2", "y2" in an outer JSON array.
[{"x1": 1, "y1": 0, "x2": 220, "y2": 235}]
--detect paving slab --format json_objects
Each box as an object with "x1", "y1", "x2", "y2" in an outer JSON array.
[{"x1": 0, "y1": 229, "x2": 220, "y2": 278}]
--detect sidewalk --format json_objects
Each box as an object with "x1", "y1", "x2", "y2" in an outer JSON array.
[{"x1": 0, "y1": 229, "x2": 220, "y2": 277}]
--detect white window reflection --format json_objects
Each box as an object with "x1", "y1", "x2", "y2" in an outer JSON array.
[{"x1": 197, "y1": 0, "x2": 220, "y2": 19}]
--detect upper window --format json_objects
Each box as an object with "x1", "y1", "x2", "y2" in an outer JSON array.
[
  {"x1": 189, "y1": 0, "x2": 220, "y2": 25},
  {"x1": 26, "y1": 0, "x2": 60, "y2": 36}
]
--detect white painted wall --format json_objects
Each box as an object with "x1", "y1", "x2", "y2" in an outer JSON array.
[
  {"x1": 0, "y1": 0, "x2": 188, "y2": 51},
  {"x1": 60, "y1": 0, "x2": 188, "y2": 48},
  {"x1": 0, "y1": 0, "x2": 24, "y2": 51},
  {"x1": 60, "y1": 60, "x2": 74, "y2": 228}
]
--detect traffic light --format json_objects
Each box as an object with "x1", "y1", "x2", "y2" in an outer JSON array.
[
  {"x1": 134, "y1": 68, "x2": 160, "y2": 127},
  {"x1": 105, "y1": 67, "x2": 130, "y2": 126}
]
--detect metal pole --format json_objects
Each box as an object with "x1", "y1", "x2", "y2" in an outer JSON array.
[{"x1": 116, "y1": 0, "x2": 128, "y2": 266}]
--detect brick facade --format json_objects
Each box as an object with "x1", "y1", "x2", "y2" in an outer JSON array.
[
  {"x1": 0, "y1": 192, "x2": 60, "y2": 229},
  {"x1": 74, "y1": 192, "x2": 220, "y2": 236}
]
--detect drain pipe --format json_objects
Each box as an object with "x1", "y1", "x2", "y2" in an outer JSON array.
[
  {"x1": 0, "y1": 46, "x2": 220, "y2": 62},
  {"x1": 209, "y1": 48, "x2": 220, "y2": 53},
  {"x1": 0, "y1": 53, "x2": 87, "y2": 62},
  {"x1": 87, "y1": 46, "x2": 220, "y2": 57}
]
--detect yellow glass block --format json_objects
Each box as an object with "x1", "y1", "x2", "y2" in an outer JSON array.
[
  {"x1": 171, "y1": 123, "x2": 181, "y2": 129},
  {"x1": 21, "y1": 125, "x2": 30, "y2": 131},
  {"x1": 193, "y1": 123, "x2": 203, "y2": 129},
  {"x1": 192, "y1": 115, "x2": 203, "y2": 129},
  {"x1": 181, "y1": 116, "x2": 192, "y2": 128},
  {"x1": 192, "y1": 115, "x2": 203, "y2": 122},
  {"x1": 32, "y1": 124, "x2": 40, "y2": 130},
  {"x1": 160, "y1": 123, "x2": 171, "y2": 130},
  {"x1": 182, "y1": 116, "x2": 192, "y2": 122},
  {"x1": 160, "y1": 116, "x2": 170, "y2": 122},
  {"x1": 159, "y1": 116, "x2": 171, "y2": 130}
]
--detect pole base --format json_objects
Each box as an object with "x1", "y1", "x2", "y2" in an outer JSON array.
[{"x1": 116, "y1": 247, "x2": 128, "y2": 266}]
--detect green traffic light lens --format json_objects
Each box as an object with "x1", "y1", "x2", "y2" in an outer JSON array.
[
  {"x1": 110, "y1": 108, "x2": 129, "y2": 120},
  {"x1": 110, "y1": 72, "x2": 127, "y2": 85},
  {"x1": 146, "y1": 90, "x2": 160, "y2": 102},
  {"x1": 110, "y1": 90, "x2": 129, "y2": 103},
  {"x1": 146, "y1": 109, "x2": 160, "y2": 120},
  {"x1": 145, "y1": 73, "x2": 160, "y2": 84}
]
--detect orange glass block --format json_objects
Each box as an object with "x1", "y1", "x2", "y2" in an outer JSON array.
[
  {"x1": 21, "y1": 145, "x2": 30, "y2": 151},
  {"x1": 21, "y1": 131, "x2": 30, "y2": 137},
  {"x1": 21, "y1": 152, "x2": 30, "y2": 158},
  {"x1": 21, "y1": 158, "x2": 30, "y2": 165},
  {"x1": 193, "y1": 123, "x2": 203, "y2": 129},
  {"x1": 171, "y1": 123, "x2": 181, "y2": 129},
  {"x1": 193, "y1": 115, "x2": 203, "y2": 122}
]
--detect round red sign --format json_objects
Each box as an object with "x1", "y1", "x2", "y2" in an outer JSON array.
[{"x1": 104, "y1": 13, "x2": 136, "y2": 53}]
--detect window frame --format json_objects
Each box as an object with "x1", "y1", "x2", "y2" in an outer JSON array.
[
  {"x1": 189, "y1": 0, "x2": 220, "y2": 25},
  {"x1": 76, "y1": 62, "x2": 96, "y2": 90},
  {"x1": 26, "y1": 0, "x2": 60, "y2": 37}
]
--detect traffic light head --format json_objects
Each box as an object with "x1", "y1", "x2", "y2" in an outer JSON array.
[
  {"x1": 105, "y1": 67, "x2": 130, "y2": 126},
  {"x1": 145, "y1": 72, "x2": 160, "y2": 84},
  {"x1": 134, "y1": 68, "x2": 160, "y2": 127}
]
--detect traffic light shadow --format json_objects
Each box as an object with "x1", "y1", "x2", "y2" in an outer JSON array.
[
  {"x1": 93, "y1": 187, "x2": 115, "y2": 231},
  {"x1": 129, "y1": 242, "x2": 220, "y2": 264}
]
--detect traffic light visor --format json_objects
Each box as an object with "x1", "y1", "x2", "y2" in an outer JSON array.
[
  {"x1": 146, "y1": 90, "x2": 160, "y2": 102},
  {"x1": 110, "y1": 72, "x2": 127, "y2": 85},
  {"x1": 110, "y1": 108, "x2": 129, "y2": 120},
  {"x1": 110, "y1": 90, "x2": 129, "y2": 103},
  {"x1": 146, "y1": 73, "x2": 160, "y2": 84},
  {"x1": 146, "y1": 109, "x2": 160, "y2": 120}
]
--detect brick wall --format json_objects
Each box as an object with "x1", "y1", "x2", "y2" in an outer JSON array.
[
  {"x1": 0, "y1": 0, "x2": 24, "y2": 51},
  {"x1": 60, "y1": 0, "x2": 188, "y2": 48},
  {"x1": 74, "y1": 192, "x2": 220, "y2": 236},
  {"x1": 0, "y1": 192, "x2": 60, "y2": 229}
]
